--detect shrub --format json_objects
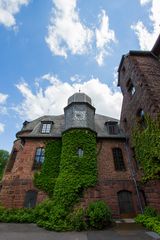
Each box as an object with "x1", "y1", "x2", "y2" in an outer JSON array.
[
  {"x1": 144, "y1": 206, "x2": 157, "y2": 217},
  {"x1": 0, "y1": 208, "x2": 35, "y2": 223},
  {"x1": 135, "y1": 206, "x2": 160, "y2": 235},
  {"x1": 86, "y1": 201, "x2": 112, "y2": 229},
  {"x1": 69, "y1": 208, "x2": 87, "y2": 231}
]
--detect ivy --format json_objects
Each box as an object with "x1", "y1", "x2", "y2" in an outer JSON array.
[
  {"x1": 1, "y1": 129, "x2": 112, "y2": 231},
  {"x1": 132, "y1": 115, "x2": 160, "y2": 181},
  {"x1": 33, "y1": 128, "x2": 98, "y2": 230},
  {"x1": 34, "y1": 140, "x2": 62, "y2": 197}
]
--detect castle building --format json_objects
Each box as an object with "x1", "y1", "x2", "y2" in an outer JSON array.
[
  {"x1": 118, "y1": 34, "x2": 160, "y2": 212},
  {"x1": 0, "y1": 36, "x2": 160, "y2": 218}
]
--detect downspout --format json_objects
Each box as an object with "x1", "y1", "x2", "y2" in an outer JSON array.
[{"x1": 125, "y1": 137, "x2": 144, "y2": 214}]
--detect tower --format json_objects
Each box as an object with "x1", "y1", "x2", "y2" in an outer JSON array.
[
  {"x1": 118, "y1": 36, "x2": 160, "y2": 138},
  {"x1": 64, "y1": 92, "x2": 95, "y2": 131}
]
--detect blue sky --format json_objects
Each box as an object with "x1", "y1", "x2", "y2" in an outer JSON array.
[{"x1": 0, "y1": 0, "x2": 159, "y2": 152}]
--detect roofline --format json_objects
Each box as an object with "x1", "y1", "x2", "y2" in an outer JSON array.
[
  {"x1": 64, "y1": 101, "x2": 96, "y2": 112},
  {"x1": 117, "y1": 50, "x2": 155, "y2": 86},
  {"x1": 151, "y1": 34, "x2": 160, "y2": 56}
]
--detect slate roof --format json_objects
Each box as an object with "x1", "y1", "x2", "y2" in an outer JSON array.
[{"x1": 16, "y1": 114, "x2": 125, "y2": 139}]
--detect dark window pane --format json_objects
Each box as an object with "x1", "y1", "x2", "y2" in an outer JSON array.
[
  {"x1": 105, "y1": 121, "x2": 119, "y2": 135},
  {"x1": 24, "y1": 190, "x2": 37, "y2": 208},
  {"x1": 112, "y1": 148, "x2": 126, "y2": 171},
  {"x1": 33, "y1": 148, "x2": 45, "y2": 170}
]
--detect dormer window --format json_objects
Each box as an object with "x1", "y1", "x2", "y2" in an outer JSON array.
[
  {"x1": 41, "y1": 122, "x2": 52, "y2": 134},
  {"x1": 105, "y1": 121, "x2": 119, "y2": 135}
]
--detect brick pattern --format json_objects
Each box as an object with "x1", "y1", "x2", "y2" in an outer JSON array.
[{"x1": 118, "y1": 53, "x2": 160, "y2": 213}]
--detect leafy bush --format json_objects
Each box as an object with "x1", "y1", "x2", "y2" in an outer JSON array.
[
  {"x1": 135, "y1": 206, "x2": 160, "y2": 235},
  {"x1": 69, "y1": 208, "x2": 87, "y2": 231},
  {"x1": 0, "y1": 207, "x2": 35, "y2": 223},
  {"x1": 86, "y1": 201, "x2": 112, "y2": 229},
  {"x1": 144, "y1": 206, "x2": 157, "y2": 217}
]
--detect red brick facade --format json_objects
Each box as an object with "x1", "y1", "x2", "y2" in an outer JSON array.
[
  {"x1": 0, "y1": 37, "x2": 160, "y2": 218},
  {"x1": 0, "y1": 136, "x2": 145, "y2": 218}
]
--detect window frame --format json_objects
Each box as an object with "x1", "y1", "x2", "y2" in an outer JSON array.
[
  {"x1": 112, "y1": 147, "x2": 126, "y2": 171},
  {"x1": 41, "y1": 121, "x2": 52, "y2": 134},
  {"x1": 105, "y1": 121, "x2": 119, "y2": 135},
  {"x1": 33, "y1": 147, "x2": 45, "y2": 170},
  {"x1": 126, "y1": 79, "x2": 136, "y2": 97}
]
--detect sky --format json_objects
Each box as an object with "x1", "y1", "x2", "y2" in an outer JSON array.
[{"x1": 0, "y1": 0, "x2": 159, "y2": 152}]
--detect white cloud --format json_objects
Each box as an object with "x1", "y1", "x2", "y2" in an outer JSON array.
[
  {"x1": 0, "y1": 92, "x2": 8, "y2": 114},
  {"x1": 112, "y1": 66, "x2": 118, "y2": 89},
  {"x1": 45, "y1": 0, "x2": 93, "y2": 58},
  {"x1": 131, "y1": 0, "x2": 160, "y2": 50},
  {"x1": 45, "y1": 1, "x2": 116, "y2": 65},
  {"x1": 15, "y1": 74, "x2": 122, "y2": 120},
  {"x1": 140, "y1": 0, "x2": 151, "y2": 5},
  {"x1": 0, "y1": 123, "x2": 5, "y2": 134},
  {"x1": 95, "y1": 10, "x2": 116, "y2": 66},
  {"x1": 0, "y1": 93, "x2": 8, "y2": 104},
  {"x1": 0, "y1": 0, "x2": 30, "y2": 28}
]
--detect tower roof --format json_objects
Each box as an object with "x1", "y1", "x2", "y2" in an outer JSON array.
[{"x1": 68, "y1": 92, "x2": 92, "y2": 105}]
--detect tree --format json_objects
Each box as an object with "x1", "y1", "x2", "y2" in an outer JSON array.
[{"x1": 0, "y1": 150, "x2": 9, "y2": 180}]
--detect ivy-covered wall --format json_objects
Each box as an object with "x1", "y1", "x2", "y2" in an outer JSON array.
[
  {"x1": 34, "y1": 139, "x2": 62, "y2": 197},
  {"x1": 34, "y1": 128, "x2": 98, "y2": 230},
  {"x1": 132, "y1": 116, "x2": 160, "y2": 182},
  {"x1": 54, "y1": 128, "x2": 97, "y2": 208}
]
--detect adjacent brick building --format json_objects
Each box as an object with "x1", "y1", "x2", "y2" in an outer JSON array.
[{"x1": 0, "y1": 35, "x2": 160, "y2": 218}]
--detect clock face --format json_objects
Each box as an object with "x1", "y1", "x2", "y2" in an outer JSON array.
[{"x1": 74, "y1": 111, "x2": 86, "y2": 120}]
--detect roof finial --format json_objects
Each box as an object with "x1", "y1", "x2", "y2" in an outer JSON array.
[{"x1": 79, "y1": 88, "x2": 81, "y2": 93}]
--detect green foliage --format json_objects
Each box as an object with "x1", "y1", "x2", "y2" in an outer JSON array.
[
  {"x1": 33, "y1": 129, "x2": 98, "y2": 230},
  {"x1": 86, "y1": 200, "x2": 112, "y2": 229},
  {"x1": 0, "y1": 205, "x2": 35, "y2": 223},
  {"x1": 34, "y1": 140, "x2": 62, "y2": 197},
  {"x1": 132, "y1": 115, "x2": 160, "y2": 181},
  {"x1": 144, "y1": 206, "x2": 157, "y2": 217},
  {"x1": 69, "y1": 208, "x2": 87, "y2": 231},
  {"x1": 1, "y1": 129, "x2": 111, "y2": 231},
  {"x1": 135, "y1": 207, "x2": 160, "y2": 235},
  {"x1": 0, "y1": 149, "x2": 9, "y2": 180}
]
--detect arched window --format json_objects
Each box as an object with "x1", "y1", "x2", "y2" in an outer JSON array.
[
  {"x1": 77, "y1": 148, "x2": 84, "y2": 157},
  {"x1": 6, "y1": 149, "x2": 18, "y2": 172},
  {"x1": 112, "y1": 148, "x2": 126, "y2": 171},
  {"x1": 24, "y1": 190, "x2": 37, "y2": 208},
  {"x1": 33, "y1": 147, "x2": 45, "y2": 170},
  {"x1": 117, "y1": 190, "x2": 134, "y2": 216}
]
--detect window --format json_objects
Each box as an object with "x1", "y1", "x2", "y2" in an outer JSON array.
[
  {"x1": 105, "y1": 121, "x2": 119, "y2": 135},
  {"x1": 137, "y1": 109, "x2": 146, "y2": 128},
  {"x1": 33, "y1": 148, "x2": 44, "y2": 169},
  {"x1": 129, "y1": 83, "x2": 136, "y2": 96},
  {"x1": 6, "y1": 149, "x2": 18, "y2": 172},
  {"x1": 112, "y1": 148, "x2": 126, "y2": 171},
  {"x1": 127, "y1": 79, "x2": 136, "y2": 96},
  {"x1": 77, "y1": 148, "x2": 84, "y2": 157},
  {"x1": 24, "y1": 190, "x2": 37, "y2": 208},
  {"x1": 41, "y1": 122, "x2": 52, "y2": 133}
]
